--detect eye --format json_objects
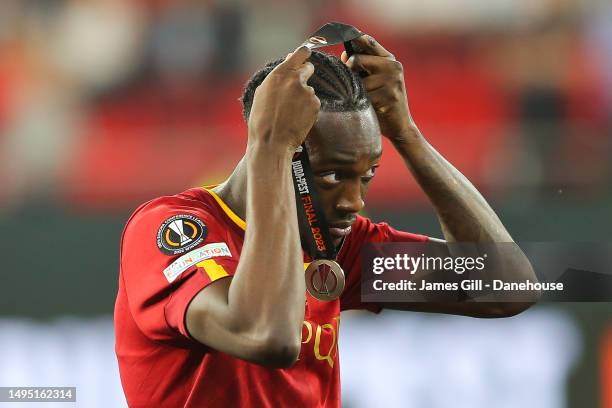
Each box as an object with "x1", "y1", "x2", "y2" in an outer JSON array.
[
  {"x1": 361, "y1": 166, "x2": 378, "y2": 182},
  {"x1": 318, "y1": 171, "x2": 341, "y2": 185}
]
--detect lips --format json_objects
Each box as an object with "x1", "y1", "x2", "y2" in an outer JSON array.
[
  {"x1": 328, "y1": 221, "x2": 355, "y2": 238},
  {"x1": 329, "y1": 226, "x2": 352, "y2": 237}
]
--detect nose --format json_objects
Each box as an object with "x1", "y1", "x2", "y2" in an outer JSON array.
[{"x1": 335, "y1": 179, "x2": 365, "y2": 214}]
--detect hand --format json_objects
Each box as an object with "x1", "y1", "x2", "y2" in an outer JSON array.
[
  {"x1": 342, "y1": 35, "x2": 418, "y2": 143},
  {"x1": 248, "y1": 46, "x2": 321, "y2": 153}
]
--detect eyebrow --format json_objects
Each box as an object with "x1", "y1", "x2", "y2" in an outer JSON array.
[{"x1": 321, "y1": 150, "x2": 383, "y2": 166}]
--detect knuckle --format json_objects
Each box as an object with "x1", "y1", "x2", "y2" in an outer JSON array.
[
  {"x1": 390, "y1": 92, "x2": 400, "y2": 103},
  {"x1": 271, "y1": 64, "x2": 286, "y2": 74},
  {"x1": 289, "y1": 79, "x2": 302, "y2": 90},
  {"x1": 267, "y1": 71, "x2": 283, "y2": 84},
  {"x1": 290, "y1": 69, "x2": 302, "y2": 79},
  {"x1": 390, "y1": 60, "x2": 403, "y2": 73}
]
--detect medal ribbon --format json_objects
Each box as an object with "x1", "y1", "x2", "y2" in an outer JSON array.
[
  {"x1": 291, "y1": 145, "x2": 337, "y2": 260},
  {"x1": 291, "y1": 22, "x2": 362, "y2": 261}
]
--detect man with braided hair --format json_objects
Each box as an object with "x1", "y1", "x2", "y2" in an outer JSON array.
[
  {"x1": 242, "y1": 50, "x2": 371, "y2": 118},
  {"x1": 115, "y1": 33, "x2": 537, "y2": 407}
]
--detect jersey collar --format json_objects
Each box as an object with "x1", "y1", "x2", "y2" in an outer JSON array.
[
  {"x1": 203, "y1": 185, "x2": 351, "y2": 261},
  {"x1": 203, "y1": 186, "x2": 246, "y2": 231}
]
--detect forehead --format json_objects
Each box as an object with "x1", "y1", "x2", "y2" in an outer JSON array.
[{"x1": 306, "y1": 108, "x2": 382, "y2": 165}]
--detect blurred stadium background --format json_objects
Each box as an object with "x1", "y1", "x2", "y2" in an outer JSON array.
[{"x1": 0, "y1": 0, "x2": 610, "y2": 407}]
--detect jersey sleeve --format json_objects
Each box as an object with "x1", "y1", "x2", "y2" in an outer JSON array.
[
  {"x1": 120, "y1": 197, "x2": 238, "y2": 345},
  {"x1": 380, "y1": 222, "x2": 430, "y2": 243},
  {"x1": 340, "y1": 217, "x2": 429, "y2": 313}
]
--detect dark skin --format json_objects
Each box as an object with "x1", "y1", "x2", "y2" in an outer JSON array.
[
  {"x1": 186, "y1": 46, "x2": 317, "y2": 369},
  {"x1": 186, "y1": 35, "x2": 539, "y2": 369},
  {"x1": 306, "y1": 109, "x2": 382, "y2": 248}
]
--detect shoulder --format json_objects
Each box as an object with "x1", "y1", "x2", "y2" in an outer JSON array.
[
  {"x1": 121, "y1": 187, "x2": 228, "y2": 256},
  {"x1": 128, "y1": 188, "x2": 217, "y2": 223},
  {"x1": 126, "y1": 188, "x2": 220, "y2": 228},
  {"x1": 350, "y1": 215, "x2": 429, "y2": 243}
]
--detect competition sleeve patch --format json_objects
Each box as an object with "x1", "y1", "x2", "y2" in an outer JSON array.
[
  {"x1": 163, "y1": 242, "x2": 232, "y2": 283},
  {"x1": 157, "y1": 214, "x2": 208, "y2": 256}
]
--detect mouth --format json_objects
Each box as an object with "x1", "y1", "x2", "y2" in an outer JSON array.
[{"x1": 328, "y1": 221, "x2": 355, "y2": 239}]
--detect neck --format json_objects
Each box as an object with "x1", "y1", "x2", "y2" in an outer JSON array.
[{"x1": 212, "y1": 157, "x2": 248, "y2": 221}]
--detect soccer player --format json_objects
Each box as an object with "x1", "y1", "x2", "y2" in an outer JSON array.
[{"x1": 114, "y1": 34, "x2": 537, "y2": 407}]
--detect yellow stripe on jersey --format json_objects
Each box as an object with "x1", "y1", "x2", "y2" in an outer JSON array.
[
  {"x1": 204, "y1": 187, "x2": 247, "y2": 231},
  {"x1": 197, "y1": 259, "x2": 230, "y2": 281}
]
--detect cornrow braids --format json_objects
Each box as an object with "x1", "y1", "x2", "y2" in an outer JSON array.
[{"x1": 240, "y1": 50, "x2": 370, "y2": 121}]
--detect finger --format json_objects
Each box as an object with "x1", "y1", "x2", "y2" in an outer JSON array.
[
  {"x1": 345, "y1": 54, "x2": 371, "y2": 77},
  {"x1": 349, "y1": 35, "x2": 394, "y2": 58},
  {"x1": 340, "y1": 51, "x2": 349, "y2": 63},
  {"x1": 361, "y1": 74, "x2": 388, "y2": 92},
  {"x1": 282, "y1": 45, "x2": 312, "y2": 69},
  {"x1": 346, "y1": 54, "x2": 399, "y2": 75},
  {"x1": 298, "y1": 61, "x2": 315, "y2": 84}
]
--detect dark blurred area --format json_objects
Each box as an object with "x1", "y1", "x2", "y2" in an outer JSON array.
[{"x1": 0, "y1": 0, "x2": 610, "y2": 407}]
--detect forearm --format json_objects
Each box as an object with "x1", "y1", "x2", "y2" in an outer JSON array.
[
  {"x1": 393, "y1": 127, "x2": 538, "y2": 289},
  {"x1": 228, "y1": 141, "x2": 305, "y2": 342},
  {"x1": 343, "y1": 32, "x2": 538, "y2": 315},
  {"x1": 393, "y1": 127, "x2": 511, "y2": 243}
]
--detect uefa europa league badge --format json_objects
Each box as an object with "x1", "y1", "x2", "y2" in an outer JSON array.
[{"x1": 305, "y1": 260, "x2": 345, "y2": 301}]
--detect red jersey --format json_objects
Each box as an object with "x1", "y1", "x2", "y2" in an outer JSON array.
[{"x1": 114, "y1": 187, "x2": 428, "y2": 407}]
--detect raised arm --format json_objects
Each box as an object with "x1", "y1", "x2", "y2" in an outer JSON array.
[
  {"x1": 186, "y1": 46, "x2": 320, "y2": 367},
  {"x1": 343, "y1": 35, "x2": 538, "y2": 317}
]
